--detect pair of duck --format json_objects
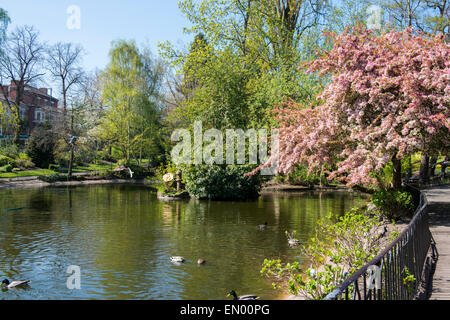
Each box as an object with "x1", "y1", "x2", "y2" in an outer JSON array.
[
  {"x1": 2, "y1": 278, "x2": 256, "y2": 300},
  {"x1": 170, "y1": 256, "x2": 206, "y2": 265},
  {"x1": 1, "y1": 279, "x2": 31, "y2": 289}
]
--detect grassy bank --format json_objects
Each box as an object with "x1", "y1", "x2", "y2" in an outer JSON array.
[{"x1": 0, "y1": 163, "x2": 112, "y2": 179}]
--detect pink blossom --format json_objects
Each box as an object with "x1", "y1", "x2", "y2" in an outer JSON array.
[{"x1": 255, "y1": 26, "x2": 450, "y2": 187}]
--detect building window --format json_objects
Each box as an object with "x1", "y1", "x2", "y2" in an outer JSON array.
[{"x1": 35, "y1": 109, "x2": 44, "y2": 122}]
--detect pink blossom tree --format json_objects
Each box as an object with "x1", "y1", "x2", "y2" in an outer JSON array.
[{"x1": 261, "y1": 25, "x2": 449, "y2": 190}]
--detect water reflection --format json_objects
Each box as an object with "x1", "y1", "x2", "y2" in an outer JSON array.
[{"x1": 0, "y1": 185, "x2": 368, "y2": 300}]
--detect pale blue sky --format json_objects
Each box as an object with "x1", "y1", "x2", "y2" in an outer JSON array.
[{"x1": 2, "y1": 0, "x2": 192, "y2": 73}]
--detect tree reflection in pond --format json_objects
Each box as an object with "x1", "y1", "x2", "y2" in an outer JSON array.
[{"x1": 0, "y1": 185, "x2": 368, "y2": 300}]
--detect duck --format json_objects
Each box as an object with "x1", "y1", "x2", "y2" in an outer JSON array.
[
  {"x1": 227, "y1": 290, "x2": 259, "y2": 300},
  {"x1": 1, "y1": 279, "x2": 31, "y2": 289},
  {"x1": 197, "y1": 258, "x2": 206, "y2": 265},
  {"x1": 170, "y1": 256, "x2": 185, "y2": 263},
  {"x1": 288, "y1": 239, "x2": 301, "y2": 246},
  {"x1": 257, "y1": 222, "x2": 268, "y2": 230}
]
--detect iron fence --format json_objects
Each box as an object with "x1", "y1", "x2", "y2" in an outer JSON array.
[{"x1": 324, "y1": 190, "x2": 437, "y2": 300}]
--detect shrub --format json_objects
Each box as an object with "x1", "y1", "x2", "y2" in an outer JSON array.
[
  {"x1": 38, "y1": 174, "x2": 84, "y2": 183},
  {"x1": 15, "y1": 159, "x2": 35, "y2": 170},
  {"x1": 0, "y1": 144, "x2": 19, "y2": 159},
  {"x1": 370, "y1": 190, "x2": 414, "y2": 221},
  {"x1": 38, "y1": 174, "x2": 68, "y2": 183},
  {"x1": 286, "y1": 164, "x2": 321, "y2": 186},
  {"x1": 155, "y1": 162, "x2": 180, "y2": 194},
  {"x1": 261, "y1": 208, "x2": 394, "y2": 300},
  {"x1": 0, "y1": 164, "x2": 14, "y2": 173},
  {"x1": 183, "y1": 164, "x2": 263, "y2": 200},
  {"x1": 17, "y1": 153, "x2": 31, "y2": 160},
  {"x1": 0, "y1": 155, "x2": 16, "y2": 167},
  {"x1": 273, "y1": 164, "x2": 333, "y2": 187},
  {"x1": 25, "y1": 124, "x2": 56, "y2": 168}
]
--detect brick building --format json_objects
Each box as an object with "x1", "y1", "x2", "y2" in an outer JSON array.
[{"x1": 0, "y1": 81, "x2": 59, "y2": 144}]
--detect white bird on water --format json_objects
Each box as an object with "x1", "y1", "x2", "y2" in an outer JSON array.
[
  {"x1": 170, "y1": 256, "x2": 185, "y2": 263},
  {"x1": 2, "y1": 279, "x2": 31, "y2": 289}
]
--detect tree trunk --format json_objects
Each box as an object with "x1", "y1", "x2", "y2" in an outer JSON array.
[
  {"x1": 419, "y1": 154, "x2": 430, "y2": 184},
  {"x1": 407, "y1": 156, "x2": 413, "y2": 178},
  {"x1": 13, "y1": 83, "x2": 25, "y2": 144},
  {"x1": 392, "y1": 156, "x2": 402, "y2": 190},
  {"x1": 68, "y1": 111, "x2": 74, "y2": 178},
  {"x1": 68, "y1": 146, "x2": 74, "y2": 178},
  {"x1": 442, "y1": 156, "x2": 448, "y2": 179},
  {"x1": 429, "y1": 156, "x2": 437, "y2": 177}
]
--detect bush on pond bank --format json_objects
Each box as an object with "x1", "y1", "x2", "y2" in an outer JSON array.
[
  {"x1": 261, "y1": 206, "x2": 400, "y2": 300},
  {"x1": 183, "y1": 164, "x2": 264, "y2": 200},
  {"x1": 38, "y1": 174, "x2": 85, "y2": 183},
  {"x1": 370, "y1": 190, "x2": 414, "y2": 221}
]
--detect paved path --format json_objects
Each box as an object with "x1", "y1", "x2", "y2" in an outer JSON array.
[{"x1": 423, "y1": 185, "x2": 450, "y2": 300}]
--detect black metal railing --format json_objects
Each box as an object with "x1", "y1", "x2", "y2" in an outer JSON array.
[{"x1": 324, "y1": 190, "x2": 437, "y2": 300}]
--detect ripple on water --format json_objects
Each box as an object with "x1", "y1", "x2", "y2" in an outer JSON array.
[{"x1": 0, "y1": 187, "x2": 368, "y2": 300}]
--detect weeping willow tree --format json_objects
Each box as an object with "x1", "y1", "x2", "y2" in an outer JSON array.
[{"x1": 94, "y1": 40, "x2": 165, "y2": 165}]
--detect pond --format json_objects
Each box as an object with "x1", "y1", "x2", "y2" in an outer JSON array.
[{"x1": 0, "y1": 185, "x2": 368, "y2": 300}]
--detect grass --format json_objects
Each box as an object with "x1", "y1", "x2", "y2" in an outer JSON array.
[
  {"x1": 0, "y1": 169, "x2": 56, "y2": 178},
  {"x1": 71, "y1": 163, "x2": 112, "y2": 173},
  {"x1": 0, "y1": 163, "x2": 112, "y2": 179}
]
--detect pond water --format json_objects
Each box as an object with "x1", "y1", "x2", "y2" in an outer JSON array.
[{"x1": 0, "y1": 185, "x2": 368, "y2": 300}]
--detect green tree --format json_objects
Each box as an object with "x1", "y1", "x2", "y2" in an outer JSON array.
[
  {"x1": 160, "y1": 0, "x2": 328, "y2": 130},
  {"x1": 95, "y1": 40, "x2": 165, "y2": 165}
]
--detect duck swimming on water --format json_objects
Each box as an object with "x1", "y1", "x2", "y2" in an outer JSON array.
[
  {"x1": 257, "y1": 222, "x2": 268, "y2": 230},
  {"x1": 227, "y1": 290, "x2": 259, "y2": 300},
  {"x1": 170, "y1": 256, "x2": 185, "y2": 263},
  {"x1": 1, "y1": 279, "x2": 31, "y2": 289}
]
